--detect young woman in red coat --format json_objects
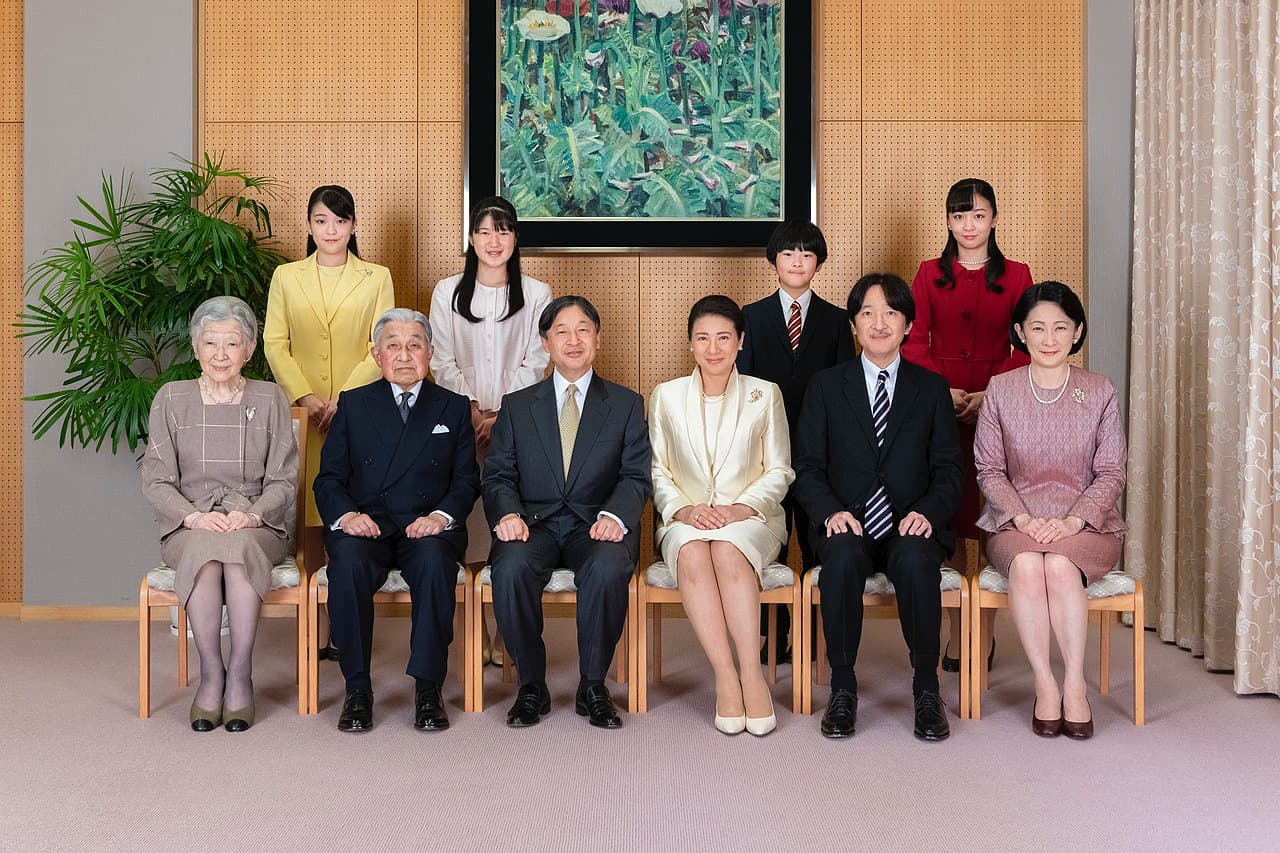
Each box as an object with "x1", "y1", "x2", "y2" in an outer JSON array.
[{"x1": 902, "y1": 178, "x2": 1033, "y2": 670}]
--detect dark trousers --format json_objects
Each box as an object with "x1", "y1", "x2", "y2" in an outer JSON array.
[
  {"x1": 761, "y1": 493, "x2": 814, "y2": 642},
  {"x1": 324, "y1": 531, "x2": 460, "y2": 692},
  {"x1": 813, "y1": 527, "x2": 944, "y2": 674},
  {"x1": 489, "y1": 511, "x2": 635, "y2": 684}
]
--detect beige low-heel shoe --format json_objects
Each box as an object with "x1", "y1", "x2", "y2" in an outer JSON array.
[{"x1": 714, "y1": 710, "x2": 747, "y2": 735}]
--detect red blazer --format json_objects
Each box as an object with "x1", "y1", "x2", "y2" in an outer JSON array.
[{"x1": 901, "y1": 257, "x2": 1034, "y2": 392}]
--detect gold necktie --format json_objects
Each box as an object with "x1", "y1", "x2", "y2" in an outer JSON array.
[{"x1": 560, "y1": 384, "x2": 579, "y2": 478}]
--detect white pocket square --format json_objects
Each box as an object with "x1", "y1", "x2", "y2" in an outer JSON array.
[{"x1": 431, "y1": 424, "x2": 450, "y2": 434}]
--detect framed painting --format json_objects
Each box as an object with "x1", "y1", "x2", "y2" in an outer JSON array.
[{"x1": 466, "y1": 0, "x2": 814, "y2": 252}]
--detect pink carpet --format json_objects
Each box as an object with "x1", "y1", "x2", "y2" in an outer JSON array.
[{"x1": 1, "y1": 614, "x2": 1276, "y2": 850}]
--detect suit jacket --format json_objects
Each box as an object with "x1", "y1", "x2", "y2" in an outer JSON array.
[
  {"x1": 649, "y1": 370, "x2": 794, "y2": 546},
  {"x1": 482, "y1": 374, "x2": 652, "y2": 546},
  {"x1": 793, "y1": 357, "x2": 964, "y2": 554},
  {"x1": 736, "y1": 291, "x2": 856, "y2": 428},
  {"x1": 314, "y1": 378, "x2": 480, "y2": 552},
  {"x1": 263, "y1": 252, "x2": 396, "y2": 406}
]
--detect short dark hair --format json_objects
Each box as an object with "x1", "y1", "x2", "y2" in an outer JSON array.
[
  {"x1": 846, "y1": 272, "x2": 915, "y2": 324},
  {"x1": 538, "y1": 295, "x2": 601, "y2": 338},
  {"x1": 1009, "y1": 281, "x2": 1087, "y2": 355},
  {"x1": 687, "y1": 295, "x2": 744, "y2": 339},
  {"x1": 765, "y1": 220, "x2": 828, "y2": 265}
]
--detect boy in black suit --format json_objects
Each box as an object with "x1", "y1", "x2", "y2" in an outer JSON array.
[{"x1": 737, "y1": 221, "x2": 856, "y2": 659}]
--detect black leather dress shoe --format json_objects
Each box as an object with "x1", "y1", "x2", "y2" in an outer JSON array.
[
  {"x1": 820, "y1": 688, "x2": 858, "y2": 738},
  {"x1": 943, "y1": 637, "x2": 995, "y2": 673},
  {"x1": 414, "y1": 686, "x2": 449, "y2": 731},
  {"x1": 338, "y1": 689, "x2": 374, "y2": 732},
  {"x1": 913, "y1": 690, "x2": 950, "y2": 741},
  {"x1": 759, "y1": 639, "x2": 793, "y2": 666},
  {"x1": 575, "y1": 683, "x2": 622, "y2": 729},
  {"x1": 506, "y1": 682, "x2": 551, "y2": 728},
  {"x1": 317, "y1": 643, "x2": 340, "y2": 662}
]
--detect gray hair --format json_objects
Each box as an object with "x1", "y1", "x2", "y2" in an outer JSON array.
[
  {"x1": 189, "y1": 295, "x2": 258, "y2": 348},
  {"x1": 373, "y1": 307, "x2": 432, "y2": 348}
]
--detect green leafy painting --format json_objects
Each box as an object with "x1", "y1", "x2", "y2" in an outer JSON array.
[{"x1": 497, "y1": 0, "x2": 784, "y2": 220}]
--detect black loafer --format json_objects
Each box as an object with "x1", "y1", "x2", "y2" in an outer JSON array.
[
  {"x1": 821, "y1": 688, "x2": 858, "y2": 738},
  {"x1": 317, "y1": 643, "x2": 340, "y2": 662},
  {"x1": 338, "y1": 689, "x2": 374, "y2": 732},
  {"x1": 943, "y1": 637, "x2": 995, "y2": 673},
  {"x1": 414, "y1": 686, "x2": 449, "y2": 731},
  {"x1": 506, "y1": 682, "x2": 551, "y2": 728},
  {"x1": 913, "y1": 690, "x2": 950, "y2": 741},
  {"x1": 575, "y1": 682, "x2": 622, "y2": 729}
]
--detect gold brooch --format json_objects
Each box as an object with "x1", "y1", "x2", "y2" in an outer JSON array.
[
  {"x1": 1071, "y1": 388, "x2": 1085, "y2": 404},
  {"x1": 363, "y1": 268, "x2": 373, "y2": 277},
  {"x1": 749, "y1": 390, "x2": 762, "y2": 403}
]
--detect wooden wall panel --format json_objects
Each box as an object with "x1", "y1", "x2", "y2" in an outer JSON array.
[
  {"x1": 202, "y1": 0, "x2": 419, "y2": 122},
  {"x1": 418, "y1": 122, "x2": 465, "y2": 301},
  {"x1": 818, "y1": 0, "x2": 860, "y2": 121},
  {"x1": 815, "y1": 122, "x2": 863, "y2": 295},
  {"x1": 862, "y1": 0, "x2": 1082, "y2": 121},
  {"x1": 1, "y1": 0, "x2": 19, "y2": 603},
  {"x1": 203, "y1": 122, "x2": 419, "y2": 308},
  {"x1": 419, "y1": 0, "x2": 465, "y2": 122},
  {"x1": 860, "y1": 121, "x2": 1084, "y2": 292}
]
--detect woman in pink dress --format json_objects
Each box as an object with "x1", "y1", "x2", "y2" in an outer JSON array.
[
  {"x1": 974, "y1": 282, "x2": 1126, "y2": 740},
  {"x1": 903, "y1": 179, "x2": 1034, "y2": 671}
]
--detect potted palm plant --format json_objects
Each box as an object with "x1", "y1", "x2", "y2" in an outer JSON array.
[{"x1": 19, "y1": 153, "x2": 287, "y2": 453}]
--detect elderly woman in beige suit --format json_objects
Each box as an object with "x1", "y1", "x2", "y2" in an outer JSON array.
[{"x1": 649, "y1": 295, "x2": 794, "y2": 737}]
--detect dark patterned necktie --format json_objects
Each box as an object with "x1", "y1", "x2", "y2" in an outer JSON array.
[
  {"x1": 787, "y1": 300, "x2": 802, "y2": 352},
  {"x1": 864, "y1": 369, "x2": 893, "y2": 539},
  {"x1": 398, "y1": 391, "x2": 411, "y2": 424}
]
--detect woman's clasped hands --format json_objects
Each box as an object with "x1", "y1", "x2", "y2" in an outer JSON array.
[
  {"x1": 675, "y1": 503, "x2": 756, "y2": 530},
  {"x1": 1013, "y1": 513, "x2": 1084, "y2": 544}
]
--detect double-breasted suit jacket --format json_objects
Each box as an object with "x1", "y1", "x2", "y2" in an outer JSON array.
[{"x1": 263, "y1": 252, "x2": 395, "y2": 525}]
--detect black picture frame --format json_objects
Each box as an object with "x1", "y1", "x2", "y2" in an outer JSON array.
[{"x1": 465, "y1": 1, "x2": 813, "y2": 253}]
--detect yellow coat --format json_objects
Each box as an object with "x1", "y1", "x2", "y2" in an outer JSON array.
[{"x1": 263, "y1": 252, "x2": 395, "y2": 525}]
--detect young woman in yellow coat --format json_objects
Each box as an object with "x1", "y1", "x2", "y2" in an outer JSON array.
[{"x1": 263, "y1": 185, "x2": 394, "y2": 529}]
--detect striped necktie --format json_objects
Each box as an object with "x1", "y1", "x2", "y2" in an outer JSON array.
[
  {"x1": 787, "y1": 300, "x2": 802, "y2": 352},
  {"x1": 863, "y1": 369, "x2": 893, "y2": 539}
]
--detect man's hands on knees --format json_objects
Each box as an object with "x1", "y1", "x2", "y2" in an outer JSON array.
[
  {"x1": 340, "y1": 512, "x2": 381, "y2": 538},
  {"x1": 825, "y1": 511, "x2": 862, "y2": 537},
  {"x1": 406, "y1": 512, "x2": 450, "y2": 539},
  {"x1": 495, "y1": 513, "x2": 529, "y2": 542},
  {"x1": 589, "y1": 515, "x2": 625, "y2": 543},
  {"x1": 898, "y1": 511, "x2": 932, "y2": 539}
]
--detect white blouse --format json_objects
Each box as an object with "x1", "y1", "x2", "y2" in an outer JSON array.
[{"x1": 429, "y1": 273, "x2": 553, "y2": 411}]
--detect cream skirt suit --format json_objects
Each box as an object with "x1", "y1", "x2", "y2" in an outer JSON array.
[
  {"x1": 263, "y1": 252, "x2": 395, "y2": 525},
  {"x1": 649, "y1": 369, "x2": 794, "y2": 580}
]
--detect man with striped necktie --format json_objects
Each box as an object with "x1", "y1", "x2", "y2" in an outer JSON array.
[{"x1": 793, "y1": 274, "x2": 964, "y2": 741}]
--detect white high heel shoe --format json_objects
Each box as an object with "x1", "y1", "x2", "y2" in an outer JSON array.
[
  {"x1": 745, "y1": 711, "x2": 777, "y2": 736},
  {"x1": 714, "y1": 710, "x2": 747, "y2": 735}
]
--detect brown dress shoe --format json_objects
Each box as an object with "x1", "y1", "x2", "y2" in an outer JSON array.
[
  {"x1": 1032, "y1": 700, "x2": 1062, "y2": 737},
  {"x1": 1062, "y1": 699, "x2": 1094, "y2": 739}
]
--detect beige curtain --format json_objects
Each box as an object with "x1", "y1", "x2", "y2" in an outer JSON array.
[{"x1": 1128, "y1": 0, "x2": 1279, "y2": 696}]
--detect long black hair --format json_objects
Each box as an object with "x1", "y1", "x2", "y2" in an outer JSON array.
[
  {"x1": 453, "y1": 196, "x2": 525, "y2": 323},
  {"x1": 935, "y1": 178, "x2": 1006, "y2": 293},
  {"x1": 305, "y1": 185, "x2": 360, "y2": 259}
]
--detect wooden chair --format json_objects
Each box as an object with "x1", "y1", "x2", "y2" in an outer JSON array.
[
  {"x1": 306, "y1": 562, "x2": 472, "y2": 714},
  {"x1": 469, "y1": 567, "x2": 636, "y2": 713},
  {"x1": 970, "y1": 565, "x2": 1145, "y2": 724},
  {"x1": 798, "y1": 564, "x2": 971, "y2": 718},
  {"x1": 139, "y1": 406, "x2": 310, "y2": 718},
  {"x1": 635, "y1": 558, "x2": 802, "y2": 713}
]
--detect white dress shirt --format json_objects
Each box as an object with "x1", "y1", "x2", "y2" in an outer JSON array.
[
  {"x1": 551, "y1": 369, "x2": 628, "y2": 534},
  {"x1": 777, "y1": 287, "x2": 814, "y2": 327},
  {"x1": 861, "y1": 352, "x2": 901, "y2": 406}
]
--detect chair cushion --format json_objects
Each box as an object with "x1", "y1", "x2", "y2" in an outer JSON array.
[
  {"x1": 809, "y1": 564, "x2": 960, "y2": 593},
  {"x1": 315, "y1": 565, "x2": 467, "y2": 591},
  {"x1": 147, "y1": 557, "x2": 300, "y2": 591},
  {"x1": 644, "y1": 561, "x2": 796, "y2": 591},
  {"x1": 477, "y1": 566, "x2": 578, "y2": 593},
  {"x1": 978, "y1": 565, "x2": 1136, "y2": 599}
]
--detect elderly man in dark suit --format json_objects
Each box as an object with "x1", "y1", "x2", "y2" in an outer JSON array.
[
  {"x1": 314, "y1": 308, "x2": 479, "y2": 733},
  {"x1": 794, "y1": 273, "x2": 963, "y2": 741},
  {"x1": 483, "y1": 295, "x2": 652, "y2": 730}
]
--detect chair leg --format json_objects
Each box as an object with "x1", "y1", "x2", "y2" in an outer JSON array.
[
  {"x1": 626, "y1": 577, "x2": 638, "y2": 713},
  {"x1": 471, "y1": 580, "x2": 486, "y2": 711},
  {"x1": 1099, "y1": 610, "x2": 1113, "y2": 694},
  {"x1": 958, "y1": 587, "x2": 971, "y2": 720},
  {"x1": 790, "y1": 583, "x2": 802, "y2": 713},
  {"x1": 460, "y1": 581, "x2": 472, "y2": 713},
  {"x1": 295, "y1": 594, "x2": 307, "y2": 715},
  {"x1": 1133, "y1": 587, "x2": 1145, "y2": 725},
  {"x1": 500, "y1": 630, "x2": 514, "y2": 683},
  {"x1": 177, "y1": 605, "x2": 188, "y2": 687},
  {"x1": 307, "y1": 584, "x2": 320, "y2": 716},
  {"x1": 798, "y1": 594, "x2": 811, "y2": 715},
  {"x1": 971, "y1": 603, "x2": 984, "y2": 720},
  {"x1": 652, "y1": 604, "x2": 664, "y2": 683},
  {"x1": 139, "y1": 580, "x2": 151, "y2": 719},
  {"x1": 766, "y1": 604, "x2": 778, "y2": 686},
  {"x1": 637, "y1": 593, "x2": 650, "y2": 713}
]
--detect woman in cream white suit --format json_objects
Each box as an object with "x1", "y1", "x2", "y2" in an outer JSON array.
[
  {"x1": 263, "y1": 185, "x2": 395, "y2": 529},
  {"x1": 649, "y1": 295, "x2": 794, "y2": 736}
]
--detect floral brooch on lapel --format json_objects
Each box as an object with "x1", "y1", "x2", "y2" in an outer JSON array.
[
  {"x1": 245, "y1": 406, "x2": 257, "y2": 421},
  {"x1": 749, "y1": 389, "x2": 762, "y2": 403},
  {"x1": 1071, "y1": 388, "x2": 1086, "y2": 405},
  {"x1": 361, "y1": 267, "x2": 373, "y2": 277}
]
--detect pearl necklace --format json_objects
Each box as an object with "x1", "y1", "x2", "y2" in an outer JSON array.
[
  {"x1": 199, "y1": 374, "x2": 245, "y2": 404},
  {"x1": 957, "y1": 256, "x2": 989, "y2": 267},
  {"x1": 1028, "y1": 366, "x2": 1070, "y2": 405}
]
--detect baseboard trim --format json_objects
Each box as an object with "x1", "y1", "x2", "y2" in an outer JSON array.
[
  {"x1": 21, "y1": 605, "x2": 136, "y2": 621},
  {"x1": 0, "y1": 603, "x2": 20, "y2": 618}
]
